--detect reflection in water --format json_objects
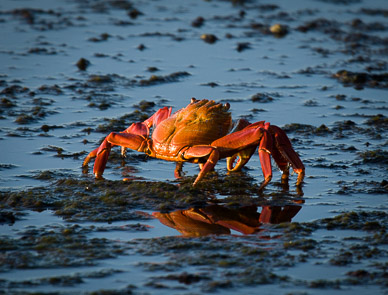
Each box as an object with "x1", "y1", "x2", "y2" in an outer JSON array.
[{"x1": 153, "y1": 204, "x2": 301, "y2": 237}]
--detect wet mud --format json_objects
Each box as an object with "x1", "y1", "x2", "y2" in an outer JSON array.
[{"x1": 0, "y1": 0, "x2": 387, "y2": 294}]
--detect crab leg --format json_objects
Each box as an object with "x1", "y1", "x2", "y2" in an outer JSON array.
[
  {"x1": 83, "y1": 147, "x2": 99, "y2": 167},
  {"x1": 82, "y1": 123, "x2": 149, "y2": 178},
  {"x1": 174, "y1": 162, "x2": 184, "y2": 178},
  {"x1": 83, "y1": 122, "x2": 147, "y2": 167},
  {"x1": 269, "y1": 125, "x2": 305, "y2": 185},
  {"x1": 183, "y1": 146, "x2": 220, "y2": 186},
  {"x1": 83, "y1": 106, "x2": 171, "y2": 179},
  {"x1": 144, "y1": 106, "x2": 172, "y2": 128},
  {"x1": 258, "y1": 123, "x2": 274, "y2": 189},
  {"x1": 211, "y1": 122, "x2": 273, "y2": 188},
  {"x1": 226, "y1": 119, "x2": 256, "y2": 171},
  {"x1": 94, "y1": 133, "x2": 148, "y2": 178},
  {"x1": 226, "y1": 147, "x2": 256, "y2": 172},
  {"x1": 120, "y1": 122, "x2": 151, "y2": 157},
  {"x1": 270, "y1": 147, "x2": 290, "y2": 183}
]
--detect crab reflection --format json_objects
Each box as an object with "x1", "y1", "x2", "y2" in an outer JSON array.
[{"x1": 153, "y1": 204, "x2": 301, "y2": 237}]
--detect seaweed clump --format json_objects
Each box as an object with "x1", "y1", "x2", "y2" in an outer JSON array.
[
  {"x1": 358, "y1": 149, "x2": 388, "y2": 165},
  {"x1": 251, "y1": 93, "x2": 274, "y2": 103},
  {"x1": 316, "y1": 211, "x2": 387, "y2": 231},
  {"x1": 139, "y1": 71, "x2": 191, "y2": 86},
  {"x1": 282, "y1": 123, "x2": 332, "y2": 135},
  {"x1": 0, "y1": 224, "x2": 128, "y2": 271},
  {"x1": 365, "y1": 114, "x2": 388, "y2": 129},
  {"x1": 94, "y1": 111, "x2": 149, "y2": 133},
  {"x1": 333, "y1": 70, "x2": 388, "y2": 89}
]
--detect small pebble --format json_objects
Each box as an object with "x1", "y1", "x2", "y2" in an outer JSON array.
[{"x1": 200, "y1": 34, "x2": 218, "y2": 44}]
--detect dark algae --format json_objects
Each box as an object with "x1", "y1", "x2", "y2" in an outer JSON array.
[
  {"x1": 0, "y1": 176, "x2": 387, "y2": 293},
  {"x1": 0, "y1": 0, "x2": 387, "y2": 294},
  {"x1": 76, "y1": 58, "x2": 91, "y2": 71},
  {"x1": 333, "y1": 70, "x2": 388, "y2": 89}
]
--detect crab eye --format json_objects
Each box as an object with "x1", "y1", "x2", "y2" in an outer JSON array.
[
  {"x1": 191, "y1": 97, "x2": 197, "y2": 103},
  {"x1": 223, "y1": 103, "x2": 230, "y2": 110}
]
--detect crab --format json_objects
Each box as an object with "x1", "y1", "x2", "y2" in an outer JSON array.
[{"x1": 83, "y1": 98, "x2": 305, "y2": 189}]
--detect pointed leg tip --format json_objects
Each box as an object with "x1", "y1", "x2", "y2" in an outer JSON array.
[
  {"x1": 174, "y1": 162, "x2": 184, "y2": 179},
  {"x1": 296, "y1": 186, "x2": 304, "y2": 196},
  {"x1": 94, "y1": 172, "x2": 104, "y2": 179},
  {"x1": 259, "y1": 175, "x2": 272, "y2": 191},
  {"x1": 281, "y1": 173, "x2": 289, "y2": 185},
  {"x1": 296, "y1": 170, "x2": 305, "y2": 186},
  {"x1": 82, "y1": 158, "x2": 90, "y2": 167}
]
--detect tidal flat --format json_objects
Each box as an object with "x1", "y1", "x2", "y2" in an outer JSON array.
[{"x1": 0, "y1": 0, "x2": 387, "y2": 294}]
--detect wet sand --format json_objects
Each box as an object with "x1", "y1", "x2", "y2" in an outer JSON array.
[{"x1": 0, "y1": 0, "x2": 387, "y2": 294}]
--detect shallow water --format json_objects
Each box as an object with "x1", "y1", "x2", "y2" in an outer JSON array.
[{"x1": 0, "y1": 0, "x2": 387, "y2": 294}]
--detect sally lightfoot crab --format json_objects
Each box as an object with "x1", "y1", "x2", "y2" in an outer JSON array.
[{"x1": 83, "y1": 98, "x2": 305, "y2": 190}]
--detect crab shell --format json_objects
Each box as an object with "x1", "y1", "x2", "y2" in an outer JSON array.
[{"x1": 149, "y1": 99, "x2": 232, "y2": 160}]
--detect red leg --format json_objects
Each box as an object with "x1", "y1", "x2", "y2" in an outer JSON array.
[
  {"x1": 211, "y1": 121, "x2": 274, "y2": 188},
  {"x1": 183, "y1": 145, "x2": 220, "y2": 186},
  {"x1": 174, "y1": 162, "x2": 184, "y2": 178},
  {"x1": 84, "y1": 121, "x2": 149, "y2": 173},
  {"x1": 144, "y1": 106, "x2": 172, "y2": 128},
  {"x1": 211, "y1": 121, "x2": 265, "y2": 154},
  {"x1": 83, "y1": 147, "x2": 99, "y2": 167},
  {"x1": 270, "y1": 147, "x2": 290, "y2": 183},
  {"x1": 258, "y1": 124, "x2": 273, "y2": 190},
  {"x1": 92, "y1": 138, "x2": 112, "y2": 178},
  {"x1": 269, "y1": 125, "x2": 305, "y2": 186},
  {"x1": 121, "y1": 122, "x2": 150, "y2": 157},
  {"x1": 106, "y1": 132, "x2": 148, "y2": 150},
  {"x1": 226, "y1": 147, "x2": 256, "y2": 172},
  {"x1": 123, "y1": 122, "x2": 150, "y2": 137},
  {"x1": 226, "y1": 119, "x2": 255, "y2": 171},
  {"x1": 84, "y1": 132, "x2": 148, "y2": 178},
  {"x1": 83, "y1": 106, "x2": 172, "y2": 179},
  {"x1": 211, "y1": 121, "x2": 304, "y2": 189}
]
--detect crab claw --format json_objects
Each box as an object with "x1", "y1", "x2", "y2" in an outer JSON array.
[
  {"x1": 123, "y1": 122, "x2": 150, "y2": 137},
  {"x1": 83, "y1": 106, "x2": 172, "y2": 179},
  {"x1": 144, "y1": 106, "x2": 172, "y2": 128},
  {"x1": 91, "y1": 138, "x2": 112, "y2": 179},
  {"x1": 226, "y1": 147, "x2": 256, "y2": 172},
  {"x1": 83, "y1": 123, "x2": 148, "y2": 177},
  {"x1": 226, "y1": 119, "x2": 256, "y2": 172},
  {"x1": 121, "y1": 122, "x2": 151, "y2": 157}
]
